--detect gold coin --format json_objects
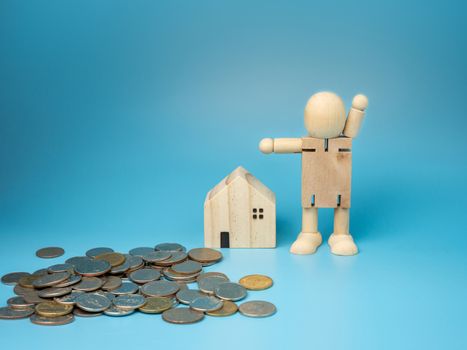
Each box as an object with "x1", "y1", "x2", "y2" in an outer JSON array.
[
  {"x1": 35, "y1": 301, "x2": 73, "y2": 317},
  {"x1": 139, "y1": 297, "x2": 173, "y2": 314},
  {"x1": 18, "y1": 275, "x2": 39, "y2": 288},
  {"x1": 239, "y1": 274, "x2": 273, "y2": 291},
  {"x1": 206, "y1": 300, "x2": 238, "y2": 317},
  {"x1": 94, "y1": 252, "x2": 125, "y2": 267}
]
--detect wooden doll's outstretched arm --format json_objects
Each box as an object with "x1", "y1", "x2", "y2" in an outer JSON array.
[
  {"x1": 259, "y1": 138, "x2": 302, "y2": 154},
  {"x1": 343, "y1": 94, "x2": 368, "y2": 138}
]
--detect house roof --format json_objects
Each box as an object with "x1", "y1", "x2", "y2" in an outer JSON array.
[{"x1": 206, "y1": 166, "x2": 275, "y2": 203}]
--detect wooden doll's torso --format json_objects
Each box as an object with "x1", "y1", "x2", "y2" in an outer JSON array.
[{"x1": 301, "y1": 137, "x2": 352, "y2": 208}]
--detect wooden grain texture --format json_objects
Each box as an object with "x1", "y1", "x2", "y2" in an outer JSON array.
[
  {"x1": 204, "y1": 167, "x2": 276, "y2": 248},
  {"x1": 301, "y1": 137, "x2": 352, "y2": 208}
]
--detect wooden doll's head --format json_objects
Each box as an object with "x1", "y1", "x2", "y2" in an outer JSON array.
[{"x1": 304, "y1": 91, "x2": 346, "y2": 139}]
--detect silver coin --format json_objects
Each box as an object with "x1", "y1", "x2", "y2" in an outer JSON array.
[
  {"x1": 65, "y1": 256, "x2": 92, "y2": 266},
  {"x1": 48, "y1": 263, "x2": 73, "y2": 273},
  {"x1": 129, "y1": 247, "x2": 155, "y2": 257},
  {"x1": 7, "y1": 296, "x2": 34, "y2": 309},
  {"x1": 72, "y1": 276, "x2": 103, "y2": 292},
  {"x1": 76, "y1": 293, "x2": 111, "y2": 312},
  {"x1": 74, "y1": 259, "x2": 111, "y2": 276},
  {"x1": 54, "y1": 291, "x2": 84, "y2": 305},
  {"x1": 33, "y1": 271, "x2": 70, "y2": 288},
  {"x1": 140, "y1": 280, "x2": 180, "y2": 297},
  {"x1": 171, "y1": 260, "x2": 203, "y2": 275},
  {"x1": 55, "y1": 274, "x2": 82, "y2": 288},
  {"x1": 141, "y1": 251, "x2": 171, "y2": 263},
  {"x1": 110, "y1": 259, "x2": 131, "y2": 274},
  {"x1": 176, "y1": 289, "x2": 206, "y2": 305},
  {"x1": 155, "y1": 243, "x2": 185, "y2": 252},
  {"x1": 129, "y1": 268, "x2": 161, "y2": 284},
  {"x1": 190, "y1": 296, "x2": 223, "y2": 312},
  {"x1": 36, "y1": 246, "x2": 65, "y2": 259},
  {"x1": 94, "y1": 290, "x2": 116, "y2": 301},
  {"x1": 73, "y1": 308, "x2": 102, "y2": 317},
  {"x1": 197, "y1": 272, "x2": 229, "y2": 282},
  {"x1": 214, "y1": 282, "x2": 247, "y2": 301},
  {"x1": 163, "y1": 268, "x2": 200, "y2": 282},
  {"x1": 112, "y1": 294, "x2": 146, "y2": 310},
  {"x1": 38, "y1": 287, "x2": 72, "y2": 298},
  {"x1": 110, "y1": 281, "x2": 139, "y2": 295},
  {"x1": 238, "y1": 300, "x2": 276, "y2": 317},
  {"x1": 124, "y1": 254, "x2": 144, "y2": 269},
  {"x1": 0, "y1": 306, "x2": 34, "y2": 319},
  {"x1": 101, "y1": 276, "x2": 122, "y2": 291},
  {"x1": 162, "y1": 307, "x2": 204, "y2": 324},
  {"x1": 104, "y1": 305, "x2": 135, "y2": 317},
  {"x1": 1, "y1": 272, "x2": 30, "y2": 285},
  {"x1": 86, "y1": 247, "x2": 114, "y2": 258},
  {"x1": 32, "y1": 268, "x2": 49, "y2": 276},
  {"x1": 30, "y1": 313, "x2": 75, "y2": 325},
  {"x1": 154, "y1": 251, "x2": 188, "y2": 267},
  {"x1": 198, "y1": 276, "x2": 229, "y2": 294}
]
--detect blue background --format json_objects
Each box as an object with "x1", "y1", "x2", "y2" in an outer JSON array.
[{"x1": 1, "y1": 1, "x2": 466, "y2": 349}]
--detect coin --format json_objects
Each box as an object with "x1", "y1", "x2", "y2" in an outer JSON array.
[
  {"x1": 101, "y1": 276, "x2": 122, "y2": 291},
  {"x1": 239, "y1": 274, "x2": 273, "y2": 290},
  {"x1": 140, "y1": 280, "x2": 180, "y2": 297},
  {"x1": 65, "y1": 256, "x2": 91, "y2": 266},
  {"x1": 171, "y1": 260, "x2": 203, "y2": 275},
  {"x1": 214, "y1": 282, "x2": 247, "y2": 301},
  {"x1": 112, "y1": 294, "x2": 146, "y2": 310},
  {"x1": 33, "y1": 271, "x2": 70, "y2": 288},
  {"x1": 1, "y1": 272, "x2": 30, "y2": 285},
  {"x1": 0, "y1": 306, "x2": 34, "y2": 319},
  {"x1": 75, "y1": 293, "x2": 111, "y2": 312},
  {"x1": 110, "y1": 281, "x2": 139, "y2": 295},
  {"x1": 33, "y1": 268, "x2": 49, "y2": 276},
  {"x1": 95, "y1": 252, "x2": 125, "y2": 267},
  {"x1": 155, "y1": 243, "x2": 185, "y2": 252},
  {"x1": 14, "y1": 284, "x2": 34, "y2": 296},
  {"x1": 154, "y1": 251, "x2": 188, "y2": 267},
  {"x1": 7, "y1": 296, "x2": 34, "y2": 309},
  {"x1": 18, "y1": 275, "x2": 40, "y2": 288},
  {"x1": 86, "y1": 247, "x2": 114, "y2": 258},
  {"x1": 48, "y1": 263, "x2": 74, "y2": 273},
  {"x1": 162, "y1": 267, "x2": 200, "y2": 281},
  {"x1": 198, "y1": 276, "x2": 229, "y2": 295},
  {"x1": 176, "y1": 289, "x2": 205, "y2": 305},
  {"x1": 35, "y1": 301, "x2": 73, "y2": 317},
  {"x1": 188, "y1": 248, "x2": 222, "y2": 264},
  {"x1": 30, "y1": 313, "x2": 74, "y2": 325},
  {"x1": 95, "y1": 290, "x2": 116, "y2": 301},
  {"x1": 238, "y1": 300, "x2": 276, "y2": 318},
  {"x1": 38, "y1": 287, "x2": 72, "y2": 298},
  {"x1": 129, "y1": 247, "x2": 155, "y2": 257},
  {"x1": 141, "y1": 251, "x2": 171, "y2": 263},
  {"x1": 124, "y1": 254, "x2": 144, "y2": 270},
  {"x1": 104, "y1": 305, "x2": 134, "y2": 317},
  {"x1": 206, "y1": 300, "x2": 238, "y2": 317},
  {"x1": 74, "y1": 259, "x2": 111, "y2": 276},
  {"x1": 190, "y1": 296, "x2": 223, "y2": 312},
  {"x1": 162, "y1": 307, "x2": 204, "y2": 324},
  {"x1": 36, "y1": 246, "x2": 65, "y2": 259},
  {"x1": 55, "y1": 274, "x2": 82, "y2": 288},
  {"x1": 73, "y1": 308, "x2": 102, "y2": 317},
  {"x1": 138, "y1": 296, "x2": 173, "y2": 314},
  {"x1": 54, "y1": 291, "x2": 84, "y2": 305},
  {"x1": 72, "y1": 277, "x2": 103, "y2": 292},
  {"x1": 197, "y1": 272, "x2": 229, "y2": 282},
  {"x1": 110, "y1": 259, "x2": 131, "y2": 274},
  {"x1": 22, "y1": 290, "x2": 48, "y2": 304},
  {"x1": 129, "y1": 268, "x2": 161, "y2": 284}
]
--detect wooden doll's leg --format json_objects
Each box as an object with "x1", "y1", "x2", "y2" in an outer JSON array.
[
  {"x1": 328, "y1": 208, "x2": 358, "y2": 256},
  {"x1": 290, "y1": 207, "x2": 322, "y2": 255}
]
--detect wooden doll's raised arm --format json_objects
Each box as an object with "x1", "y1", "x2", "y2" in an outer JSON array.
[
  {"x1": 343, "y1": 94, "x2": 368, "y2": 138},
  {"x1": 259, "y1": 138, "x2": 302, "y2": 154}
]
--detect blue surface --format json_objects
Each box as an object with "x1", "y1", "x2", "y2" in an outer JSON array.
[{"x1": 1, "y1": 1, "x2": 466, "y2": 349}]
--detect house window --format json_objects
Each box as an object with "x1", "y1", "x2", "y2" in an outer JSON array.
[{"x1": 252, "y1": 208, "x2": 264, "y2": 220}]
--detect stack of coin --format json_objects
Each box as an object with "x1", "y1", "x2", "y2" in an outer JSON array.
[{"x1": 0, "y1": 243, "x2": 276, "y2": 325}]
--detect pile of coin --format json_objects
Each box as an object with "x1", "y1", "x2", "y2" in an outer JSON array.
[{"x1": 0, "y1": 243, "x2": 276, "y2": 325}]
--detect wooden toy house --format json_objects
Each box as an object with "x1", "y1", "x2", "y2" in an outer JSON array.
[{"x1": 204, "y1": 166, "x2": 276, "y2": 248}]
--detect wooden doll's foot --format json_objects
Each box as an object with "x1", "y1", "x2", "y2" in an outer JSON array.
[
  {"x1": 290, "y1": 232, "x2": 322, "y2": 255},
  {"x1": 328, "y1": 233, "x2": 358, "y2": 256}
]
